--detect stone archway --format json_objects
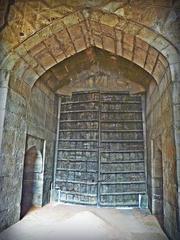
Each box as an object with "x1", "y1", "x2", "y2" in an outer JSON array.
[
  {"x1": 21, "y1": 135, "x2": 45, "y2": 218},
  {"x1": 0, "y1": 4, "x2": 180, "y2": 239},
  {"x1": 151, "y1": 136, "x2": 164, "y2": 227},
  {"x1": 21, "y1": 146, "x2": 39, "y2": 217}
]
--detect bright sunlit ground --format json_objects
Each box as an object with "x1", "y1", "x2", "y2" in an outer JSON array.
[{"x1": 0, "y1": 203, "x2": 168, "y2": 240}]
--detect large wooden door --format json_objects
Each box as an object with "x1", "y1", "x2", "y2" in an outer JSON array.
[
  {"x1": 98, "y1": 92, "x2": 146, "y2": 207},
  {"x1": 54, "y1": 91, "x2": 146, "y2": 207}
]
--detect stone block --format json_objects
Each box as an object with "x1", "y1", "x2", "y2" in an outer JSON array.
[
  {"x1": 6, "y1": 89, "x2": 26, "y2": 118},
  {"x1": 176, "y1": 157, "x2": 180, "y2": 186},
  {"x1": 123, "y1": 33, "x2": 134, "y2": 52},
  {"x1": 15, "y1": 44, "x2": 28, "y2": 57},
  {"x1": 162, "y1": 45, "x2": 180, "y2": 64},
  {"x1": 79, "y1": 21, "x2": 88, "y2": 35},
  {"x1": 23, "y1": 33, "x2": 44, "y2": 51},
  {"x1": 12, "y1": 59, "x2": 29, "y2": 81},
  {"x1": 29, "y1": 42, "x2": 46, "y2": 57},
  {"x1": 37, "y1": 26, "x2": 53, "y2": 42},
  {"x1": 172, "y1": 81, "x2": 180, "y2": 104},
  {"x1": 115, "y1": 29, "x2": 122, "y2": 40},
  {"x1": 0, "y1": 70, "x2": 10, "y2": 88},
  {"x1": 170, "y1": 63, "x2": 180, "y2": 82},
  {"x1": 74, "y1": 38, "x2": 86, "y2": 53},
  {"x1": 153, "y1": 58, "x2": 166, "y2": 84},
  {"x1": 0, "y1": 44, "x2": 8, "y2": 64},
  {"x1": 136, "y1": 38, "x2": 149, "y2": 51},
  {"x1": 116, "y1": 40, "x2": 122, "y2": 56},
  {"x1": 123, "y1": 22, "x2": 142, "y2": 35},
  {"x1": 114, "y1": 19, "x2": 127, "y2": 31},
  {"x1": 123, "y1": 49, "x2": 133, "y2": 61},
  {"x1": 34, "y1": 48, "x2": 56, "y2": 70},
  {"x1": 20, "y1": 81, "x2": 31, "y2": 99},
  {"x1": 64, "y1": 44, "x2": 76, "y2": 58},
  {"x1": 145, "y1": 47, "x2": 158, "y2": 73},
  {"x1": 151, "y1": 36, "x2": 170, "y2": 51},
  {"x1": 133, "y1": 46, "x2": 147, "y2": 68},
  {"x1": 56, "y1": 52, "x2": 66, "y2": 63},
  {"x1": 154, "y1": 0, "x2": 173, "y2": 7},
  {"x1": 91, "y1": 20, "x2": 102, "y2": 36},
  {"x1": 68, "y1": 24, "x2": 83, "y2": 41},
  {"x1": 56, "y1": 29, "x2": 76, "y2": 57},
  {"x1": 33, "y1": 64, "x2": 45, "y2": 76},
  {"x1": 0, "y1": 206, "x2": 20, "y2": 232},
  {"x1": 93, "y1": 35, "x2": 103, "y2": 49},
  {"x1": 50, "y1": 20, "x2": 64, "y2": 34},
  {"x1": 44, "y1": 35, "x2": 64, "y2": 61},
  {"x1": 0, "y1": 109, "x2": 5, "y2": 149},
  {"x1": 101, "y1": 24, "x2": 115, "y2": 38},
  {"x1": 100, "y1": 13, "x2": 119, "y2": 27},
  {"x1": 164, "y1": 201, "x2": 177, "y2": 239},
  {"x1": 90, "y1": 10, "x2": 103, "y2": 22},
  {"x1": 173, "y1": 104, "x2": 180, "y2": 124},
  {"x1": 102, "y1": 2, "x2": 124, "y2": 12},
  {"x1": 1, "y1": 119, "x2": 26, "y2": 176},
  {"x1": 8, "y1": 78, "x2": 23, "y2": 98},
  {"x1": 1, "y1": 52, "x2": 20, "y2": 71},
  {"x1": 159, "y1": 54, "x2": 169, "y2": 69},
  {"x1": 137, "y1": 27, "x2": 157, "y2": 44},
  {"x1": 45, "y1": 113, "x2": 56, "y2": 132},
  {"x1": 0, "y1": 87, "x2": 8, "y2": 110},
  {"x1": 158, "y1": 72, "x2": 168, "y2": 97},
  {"x1": 103, "y1": 36, "x2": 115, "y2": 53},
  {"x1": 62, "y1": 12, "x2": 83, "y2": 27},
  {"x1": 22, "y1": 68, "x2": 39, "y2": 87},
  {"x1": 23, "y1": 54, "x2": 38, "y2": 69},
  {"x1": 79, "y1": 21, "x2": 91, "y2": 47}
]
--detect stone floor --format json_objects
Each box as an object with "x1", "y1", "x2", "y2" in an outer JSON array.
[{"x1": 0, "y1": 204, "x2": 168, "y2": 240}]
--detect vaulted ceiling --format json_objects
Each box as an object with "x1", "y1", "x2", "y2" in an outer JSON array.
[
  {"x1": 38, "y1": 47, "x2": 154, "y2": 95},
  {"x1": 0, "y1": 0, "x2": 179, "y2": 99}
]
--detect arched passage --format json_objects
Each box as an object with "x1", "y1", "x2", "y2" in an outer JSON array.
[
  {"x1": 151, "y1": 136, "x2": 164, "y2": 227},
  {"x1": 0, "y1": 6, "x2": 180, "y2": 240},
  {"x1": 21, "y1": 135, "x2": 45, "y2": 218}
]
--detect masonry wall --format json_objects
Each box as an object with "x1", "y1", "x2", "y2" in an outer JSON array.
[
  {"x1": 146, "y1": 68, "x2": 178, "y2": 239},
  {"x1": 0, "y1": 79, "x2": 57, "y2": 231},
  {"x1": 27, "y1": 80, "x2": 58, "y2": 205},
  {"x1": 0, "y1": 88, "x2": 27, "y2": 231}
]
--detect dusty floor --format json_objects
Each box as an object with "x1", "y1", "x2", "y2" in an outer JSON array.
[{"x1": 0, "y1": 204, "x2": 168, "y2": 240}]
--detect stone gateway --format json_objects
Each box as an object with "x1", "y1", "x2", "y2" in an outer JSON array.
[{"x1": 0, "y1": 1, "x2": 180, "y2": 240}]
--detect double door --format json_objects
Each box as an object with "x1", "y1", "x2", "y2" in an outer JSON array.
[{"x1": 54, "y1": 91, "x2": 146, "y2": 207}]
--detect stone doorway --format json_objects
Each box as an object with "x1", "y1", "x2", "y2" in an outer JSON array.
[
  {"x1": 156, "y1": 148, "x2": 164, "y2": 227},
  {"x1": 151, "y1": 139, "x2": 164, "y2": 228},
  {"x1": 20, "y1": 135, "x2": 45, "y2": 218}
]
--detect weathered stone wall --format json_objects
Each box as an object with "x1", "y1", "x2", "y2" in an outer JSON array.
[
  {"x1": 146, "y1": 67, "x2": 178, "y2": 239},
  {"x1": 173, "y1": 78, "x2": 180, "y2": 237},
  {"x1": 0, "y1": 70, "x2": 9, "y2": 152},
  {"x1": 0, "y1": 78, "x2": 57, "y2": 231},
  {"x1": 0, "y1": 88, "x2": 27, "y2": 231},
  {"x1": 27, "y1": 80, "x2": 58, "y2": 205}
]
